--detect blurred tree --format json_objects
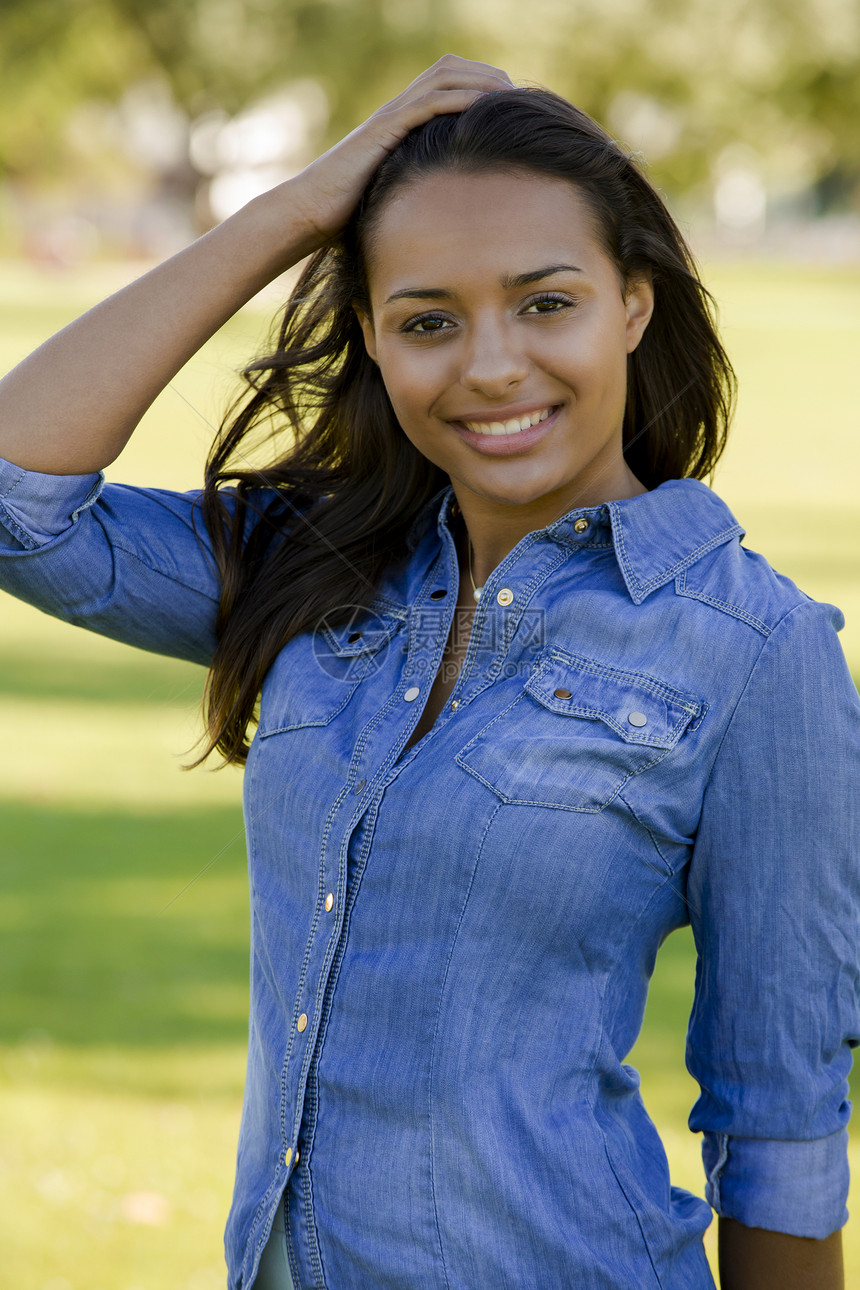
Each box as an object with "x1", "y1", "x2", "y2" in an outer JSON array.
[
  {"x1": 0, "y1": 0, "x2": 857, "y2": 218},
  {"x1": 462, "y1": 0, "x2": 860, "y2": 208},
  {"x1": 0, "y1": 0, "x2": 147, "y2": 182},
  {"x1": 109, "y1": 0, "x2": 459, "y2": 127}
]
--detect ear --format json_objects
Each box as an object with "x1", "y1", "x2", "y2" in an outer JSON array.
[
  {"x1": 623, "y1": 271, "x2": 654, "y2": 354},
  {"x1": 353, "y1": 304, "x2": 379, "y2": 365}
]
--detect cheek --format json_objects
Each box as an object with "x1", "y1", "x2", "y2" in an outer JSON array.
[{"x1": 377, "y1": 349, "x2": 450, "y2": 422}]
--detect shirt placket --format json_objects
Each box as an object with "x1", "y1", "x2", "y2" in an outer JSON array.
[{"x1": 280, "y1": 538, "x2": 462, "y2": 1287}]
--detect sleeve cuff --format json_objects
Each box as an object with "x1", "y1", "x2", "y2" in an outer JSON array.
[
  {"x1": 0, "y1": 455, "x2": 104, "y2": 549},
  {"x1": 702, "y1": 1129, "x2": 850, "y2": 1238}
]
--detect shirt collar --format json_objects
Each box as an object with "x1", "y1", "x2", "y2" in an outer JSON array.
[{"x1": 409, "y1": 477, "x2": 744, "y2": 603}]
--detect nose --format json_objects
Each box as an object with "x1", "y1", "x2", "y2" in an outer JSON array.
[{"x1": 459, "y1": 313, "x2": 529, "y2": 397}]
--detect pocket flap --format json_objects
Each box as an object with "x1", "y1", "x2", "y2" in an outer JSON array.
[
  {"x1": 258, "y1": 608, "x2": 404, "y2": 736},
  {"x1": 320, "y1": 610, "x2": 404, "y2": 658},
  {"x1": 526, "y1": 649, "x2": 704, "y2": 750}
]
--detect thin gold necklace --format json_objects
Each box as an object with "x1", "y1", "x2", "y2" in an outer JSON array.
[{"x1": 467, "y1": 538, "x2": 483, "y2": 603}]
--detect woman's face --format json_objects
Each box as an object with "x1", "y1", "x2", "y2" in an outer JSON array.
[{"x1": 357, "y1": 168, "x2": 654, "y2": 520}]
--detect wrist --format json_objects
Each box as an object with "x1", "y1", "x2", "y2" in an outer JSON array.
[{"x1": 241, "y1": 178, "x2": 334, "y2": 272}]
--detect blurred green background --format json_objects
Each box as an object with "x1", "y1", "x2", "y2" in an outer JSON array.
[{"x1": 2, "y1": 2, "x2": 860, "y2": 1287}]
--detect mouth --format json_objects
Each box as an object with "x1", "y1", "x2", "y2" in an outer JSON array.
[
  {"x1": 449, "y1": 404, "x2": 562, "y2": 456},
  {"x1": 457, "y1": 405, "x2": 556, "y2": 436}
]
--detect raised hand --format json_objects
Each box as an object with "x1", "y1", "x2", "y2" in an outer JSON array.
[{"x1": 289, "y1": 55, "x2": 515, "y2": 246}]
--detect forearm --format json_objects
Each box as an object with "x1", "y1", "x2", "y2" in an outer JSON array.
[
  {"x1": 0, "y1": 183, "x2": 321, "y2": 474},
  {"x1": 718, "y1": 1216, "x2": 844, "y2": 1290}
]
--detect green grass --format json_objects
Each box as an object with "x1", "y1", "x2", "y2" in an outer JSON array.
[{"x1": 1, "y1": 257, "x2": 859, "y2": 1288}]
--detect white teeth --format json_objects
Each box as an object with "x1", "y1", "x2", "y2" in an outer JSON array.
[{"x1": 462, "y1": 406, "x2": 554, "y2": 435}]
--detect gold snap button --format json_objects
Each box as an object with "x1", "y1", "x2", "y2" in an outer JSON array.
[
  {"x1": 297, "y1": 1013, "x2": 308, "y2": 1032},
  {"x1": 294, "y1": 1148, "x2": 300, "y2": 1165},
  {"x1": 496, "y1": 588, "x2": 514, "y2": 607},
  {"x1": 554, "y1": 688, "x2": 572, "y2": 700},
  {"x1": 324, "y1": 892, "x2": 334, "y2": 912},
  {"x1": 574, "y1": 518, "x2": 589, "y2": 534},
  {"x1": 450, "y1": 699, "x2": 459, "y2": 711},
  {"x1": 285, "y1": 1147, "x2": 293, "y2": 1167}
]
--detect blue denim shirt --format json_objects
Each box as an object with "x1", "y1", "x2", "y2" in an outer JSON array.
[{"x1": 1, "y1": 456, "x2": 858, "y2": 1290}]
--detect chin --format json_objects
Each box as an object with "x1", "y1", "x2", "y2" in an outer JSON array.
[{"x1": 461, "y1": 469, "x2": 579, "y2": 511}]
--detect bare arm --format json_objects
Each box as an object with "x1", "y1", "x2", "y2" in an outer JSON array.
[
  {"x1": 0, "y1": 196, "x2": 321, "y2": 474},
  {"x1": 0, "y1": 56, "x2": 513, "y2": 475},
  {"x1": 719, "y1": 1217, "x2": 844, "y2": 1290}
]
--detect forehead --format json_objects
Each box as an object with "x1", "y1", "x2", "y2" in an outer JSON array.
[{"x1": 365, "y1": 169, "x2": 613, "y2": 298}]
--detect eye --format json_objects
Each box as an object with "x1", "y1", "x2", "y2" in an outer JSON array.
[
  {"x1": 401, "y1": 312, "x2": 453, "y2": 336},
  {"x1": 523, "y1": 292, "x2": 578, "y2": 314}
]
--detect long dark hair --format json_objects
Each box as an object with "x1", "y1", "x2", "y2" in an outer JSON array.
[{"x1": 197, "y1": 88, "x2": 737, "y2": 765}]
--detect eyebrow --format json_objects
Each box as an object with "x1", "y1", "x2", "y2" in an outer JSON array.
[{"x1": 383, "y1": 264, "x2": 584, "y2": 305}]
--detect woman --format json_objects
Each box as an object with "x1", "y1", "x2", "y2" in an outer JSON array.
[{"x1": 0, "y1": 55, "x2": 857, "y2": 1290}]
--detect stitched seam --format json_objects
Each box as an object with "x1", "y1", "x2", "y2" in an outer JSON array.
[
  {"x1": 538, "y1": 647, "x2": 704, "y2": 714},
  {"x1": 0, "y1": 501, "x2": 41, "y2": 549},
  {"x1": 301, "y1": 803, "x2": 380, "y2": 1290},
  {"x1": 450, "y1": 533, "x2": 567, "y2": 694},
  {"x1": 616, "y1": 791, "x2": 674, "y2": 876},
  {"x1": 284, "y1": 1184, "x2": 303, "y2": 1289},
  {"x1": 70, "y1": 472, "x2": 105, "y2": 521},
  {"x1": 0, "y1": 466, "x2": 26, "y2": 500},
  {"x1": 639, "y1": 524, "x2": 745, "y2": 593},
  {"x1": 690, "y1": 600, "x2": 815, "y2": 814},
  {"x1": 303, "y1": 1145, "x2": 325, "y2": 1290},
  {"x1": 484, "y1": 545, "x2": 570, "y2": 684},
  {"x1": 456, "y1": 712, "x2": 674, "y2": 813},
  {"x1": 239, "y1": 744, "x2": 299, "y2": 1290},
  {"x1": 706, "y1": 1133, "x2": 730, "y2": 1212},
  {"x1": 259, "y1": 621, "x2": 407, "y2": 737},
  {"x1": 598, "y1": 1128, "x2": 665, "y2": 1288},
  {"x1": 427, "y1": 802, "x2": 503, "y2": 1290},
  {"x1": 321, "y1": 614, "x2": 402, "y2": 657},
  {"x1": 676, "y1": 568, "x2": 772, "y2": 636},
  {"x1": 525, "y1": 686, "x2": 688, "y2": 747},
  {"x1": 283, "y1": 787, "x2": 354, "y2": 1167},
  {"x1": 614, "y1": 513, "x2": 744, "y2": 599}
]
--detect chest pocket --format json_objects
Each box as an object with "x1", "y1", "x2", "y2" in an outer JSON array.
[
  {"x1": 257, "y1": 608, "x2": 405, "y2": 736},
  {"x1": 455, "y1": 647, "x2": 705, "y2": 812}
]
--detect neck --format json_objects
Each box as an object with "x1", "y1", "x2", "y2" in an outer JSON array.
[{"x1": 453, "y1": 467, "x2": 647, "y2": 590}]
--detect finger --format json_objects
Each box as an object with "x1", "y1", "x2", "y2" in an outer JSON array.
[
  {"x1": 428, "y1": 53, "x2": 515, "y2": 85},
  {"x1": 384, "y1": 68, "x2": 513, "y2": 116},
  {"x1": 416, "y1": 61, "x2": 514, "y2": 93},
  {"x1": 370, "y1": 87, "x2": 500, "y2": 150}
]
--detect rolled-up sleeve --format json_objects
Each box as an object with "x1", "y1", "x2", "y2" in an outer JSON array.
[
  {"x1": 0, "y1": 454, "x2": 237, "y2": 666},
  {"x1": 0, "y1": 455, "x2": 105, "y2": 547},
  {"x1": 686, "y1": 599, "x2": 860, "y2": 1238}
]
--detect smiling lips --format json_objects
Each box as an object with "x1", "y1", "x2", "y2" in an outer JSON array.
[{"x1": 458, "y1": 405, "x2": 556, "y2": 436}]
